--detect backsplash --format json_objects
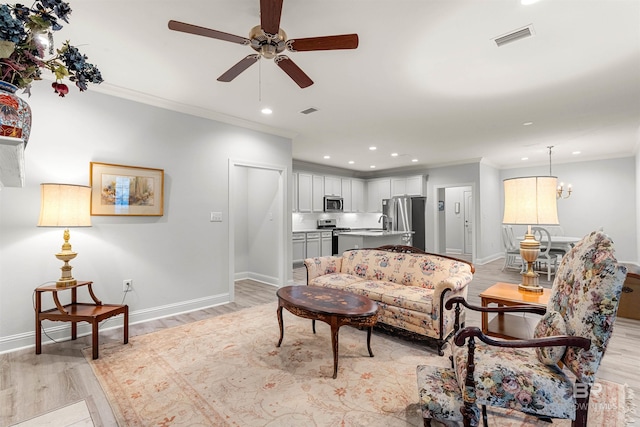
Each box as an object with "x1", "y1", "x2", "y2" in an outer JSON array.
[{"x1": 292, "y1": 212, "x2": 384, "y2": 231}]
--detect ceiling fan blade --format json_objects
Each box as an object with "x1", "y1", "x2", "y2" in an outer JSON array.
[
  {"x1": 217, "y1": 55, "x2": 260, "y2": 82},
  {"x1": 168, "y1": 20, "x2": 250, "y2": 45},
  {"x1": 275, "y1": 56, "x2": 313, "y2": 88},
  {"x1": 287, "y1": 34, "x2": 359, "y2": 52},
  {"x1": 260, "y1": 0, "x2": 283, "y2": 35}
]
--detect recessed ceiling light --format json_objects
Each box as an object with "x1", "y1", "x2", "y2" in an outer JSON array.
[
  {"x1": 522, "y1": 122, "x2": 533, "y2": 126},
  {"x1": 261, "y1": 107, "x2": 272, "y2": 115},
  {"x1": 348, "y1": 160, "x2": 355, "y2": 164},
  {"x1": 521, "y1": 0, "x2": 539, "y2": 5},
  {"x1": 521, "y1": 157, "x2": 529, "y2": 160},
  {"x1": 391, "y1": 153, "x2": 398, "y2": 157},
  {"x1": 323, "y1": 155, "x2": 330, "y2": 159},
  {"x1": 369, "y1": 146, "x2": 377, "y2": 151},
  {"x1": 572, "y1": 151, "x2": 581, "y2": 155},
  {"x1": 370, "y1": 165, "x2": 376, "y2": 169},
  {"x1": 411, "y1": 158, "x2": 418, "y2": 162}
]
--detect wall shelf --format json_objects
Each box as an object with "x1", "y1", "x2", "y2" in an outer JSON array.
[{"x1": 0, "y1": 136, "x2": 25, "y2": 187}]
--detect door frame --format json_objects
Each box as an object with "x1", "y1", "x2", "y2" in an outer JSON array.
[
  {"x1": 228, "y1": 159, "x2": 288, "y2": 302},
  {"x1": 433, "y1": 182, "x2": 476, "y2": 263}
]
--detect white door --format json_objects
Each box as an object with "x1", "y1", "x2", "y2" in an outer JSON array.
[{"x1": 464, "y1": 190, "x2": 473, "y2": 255}]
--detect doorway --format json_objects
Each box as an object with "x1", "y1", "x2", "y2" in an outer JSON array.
[
  {"x1": 435, "y1": 184, "x2": 474, "y2": 261},
  {"x1": 229, "y1": 160, "x2": 287, "y2": 302}
]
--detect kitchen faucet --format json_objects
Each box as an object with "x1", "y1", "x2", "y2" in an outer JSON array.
[{"x1": 378, "y1": 214, "x2": 389, "y2": 230}]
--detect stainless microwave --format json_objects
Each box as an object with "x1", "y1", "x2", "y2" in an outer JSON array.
[{"x1": 324, "y1": 196, "x2": 344, "y2": 212}]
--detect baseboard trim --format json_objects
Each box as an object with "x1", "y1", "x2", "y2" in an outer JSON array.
[{"x1": 0, "y1": 293, "x2": 230, "y2": 354}]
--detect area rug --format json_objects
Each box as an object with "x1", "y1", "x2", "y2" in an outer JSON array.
[{"x1": 85, "y1": 303, "x2": 635, "y2": 427}]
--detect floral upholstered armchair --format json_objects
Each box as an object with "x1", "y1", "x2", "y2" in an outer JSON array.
[{"x1": 418, "y1": 231, "x2": 627, "y2": 427}]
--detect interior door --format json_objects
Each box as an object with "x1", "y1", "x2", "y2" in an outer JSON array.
[{"x1": 464, "y1": 190, "x2": 473, "y2": 255}]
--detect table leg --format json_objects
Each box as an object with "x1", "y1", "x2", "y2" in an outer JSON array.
[
  {"x1": 92, "y1": 321, "x2": 99, "y2": 359},
  {"x1": 366, "y1": 327, "x2": 374, "y2": 357},
  {"x1": 276, "y1": 305, "x2": 284, "y2": 347},
  {"x1": 123, "y1": 306, "x2": 129, "y2": 344},
  {"x1": 35, "y1": 292, "x2": 42, "y2": 355},
  {"x1": 71, "y1": 321, "x2": 77, "y2": 340},
  {"x1": 312, "y1": 319, "x2": 316, "y2": 334},
  {"x1": 331, "y1": 324, "x2": 340, "y2": 379},
  {"x1": 480, "y1": 297, "x2": 488, "y2": 334}
]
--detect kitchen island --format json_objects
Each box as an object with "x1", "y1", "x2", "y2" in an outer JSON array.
[{"x1": 337, "y1": 230, "x2": 413, "y2": 254}]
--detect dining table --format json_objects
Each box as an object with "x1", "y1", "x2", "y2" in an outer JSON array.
[{"x1": 516, "y1": 235, "x2": 582, "y2": 253}]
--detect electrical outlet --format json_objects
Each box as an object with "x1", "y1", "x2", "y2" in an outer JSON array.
[{"x1": 123, "y1": 279, "x2": 133, "y2": 292}]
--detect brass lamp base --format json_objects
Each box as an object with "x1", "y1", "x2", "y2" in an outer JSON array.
[
  {"x1": 55, "y1": 248, "x2": 77, "y2": 288},
  {"x1": 518, "y1": 229, "x2": 544, "y2": 293}
]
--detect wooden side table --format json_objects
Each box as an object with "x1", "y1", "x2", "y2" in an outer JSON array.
[
  {"x1": 35, "y1": 281, "x2": 128, "y2": 359},
  {"x1": 479, "y1": 282, "x2": 550, "y2": 340}
]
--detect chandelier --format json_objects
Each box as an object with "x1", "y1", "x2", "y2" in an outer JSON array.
[{"x1": 548, "y1": 146, "x2": 572, "y2": 199}]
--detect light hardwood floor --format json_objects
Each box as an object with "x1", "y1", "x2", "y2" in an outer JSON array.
[{"x1": 1, "y1": 258, "x2": 638, "y2": 426}]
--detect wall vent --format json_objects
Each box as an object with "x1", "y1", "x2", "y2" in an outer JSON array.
[
  {"x1": 493, "y1": 24, "x2": 535, "y2": 47},
  {"x1": 300, "y1": 107, "x2": 319, "y2": 115}
]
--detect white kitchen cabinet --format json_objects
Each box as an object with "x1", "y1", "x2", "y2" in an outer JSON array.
[
  {"x1": 312, "y1": 175, "x2": 324, "y2": 212},
  {"x1": 292, "y1": 172, "x2": 298, "y2": 212},
  {"x1": 391, "y1": 175, "x2": 424, "y2": 196},
  {"x1": 324, "y1": 176, "x2": 342, "y2": 196},
  {"x1": 321, "y1": 231, "x2": 333, "y2": 256},
  {"x1": 306, "y1": 232, "x2": 321, "y2": 258},
  {"x1": 297, "y1": 173, "x2": 312, "y2": 212},
  {"x1": 351, "y1": 178, "x2": 366, "y2": 212},
  {"x1": 366, "y1": 178, "x2": 391, "y2": 212},
  {"x1": 292, "y1": 232, "x2": 306, "y2": 265},
  {"x1": 341, "y1": 178, "x2": 352, "y2": 212}
]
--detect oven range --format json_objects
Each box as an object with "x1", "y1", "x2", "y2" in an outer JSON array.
[{"x1": 317, "y1": 219, "x2": 350, "y2": 255}]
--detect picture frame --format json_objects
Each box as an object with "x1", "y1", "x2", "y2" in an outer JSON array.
[
  {"x1": 90, "y1": 162, "x2": 164, "y2": 216},
  {"x1": 438, "y1": 201, "x2": 444, "y2": 211}
]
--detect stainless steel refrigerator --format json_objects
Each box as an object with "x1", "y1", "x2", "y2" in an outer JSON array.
[{"x1": 382, "y1": 196, "x2": 426, "y2": 250}]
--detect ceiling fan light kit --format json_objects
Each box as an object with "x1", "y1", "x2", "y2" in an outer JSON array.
[{"x1": 168, "y1": 0, "x2": 359, "y2": 88}]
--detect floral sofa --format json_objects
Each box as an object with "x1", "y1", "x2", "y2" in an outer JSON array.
[{"x1": 304, "y1": 246, "x2": 475, "y2": 354}]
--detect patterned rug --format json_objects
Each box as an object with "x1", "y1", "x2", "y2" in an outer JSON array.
[{"x1": 85, "y1": 303, "x2": 634, "y2": 426}]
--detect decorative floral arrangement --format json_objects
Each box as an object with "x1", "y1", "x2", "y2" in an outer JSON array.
[{"x1": 0, "y1": 0, "x2": 102, "y2": 97}]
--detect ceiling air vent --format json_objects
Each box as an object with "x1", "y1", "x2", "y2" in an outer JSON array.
[
  {"x1": 300, "y1": 107, "x2": 319, "y2": 115},
  {"x1": 493, "y1": 24, "x2": 534, "y2": 47}
]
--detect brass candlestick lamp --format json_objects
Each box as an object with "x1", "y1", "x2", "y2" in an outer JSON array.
[
  {"x1": 37, "y1": 183, "x2": 92, "y2": 287},
  {"x1": 503, "y1": 176, "x2": 559, "y2": 293}
]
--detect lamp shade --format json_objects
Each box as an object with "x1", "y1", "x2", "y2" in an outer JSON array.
[
  {"x1": 38, "y1": 183, "x2": 92, "y2": 227},
  {"x1": 503, "y1": 176, "x2": 559, "y2": 225}
]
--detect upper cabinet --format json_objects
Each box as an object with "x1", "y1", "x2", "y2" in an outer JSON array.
[
  {"x1": 391, "y1": 175, "x2": 425, "y2": 196},
  {"x1": 351, "y1": 179, "x2": 366, "y2": 213},
  {"x1": 324, "y1": 176, "x2": 342, "y2": 196},
  {"x1": 341, "y1": 178, "x2": 352, "y2": 212},
  {"x1": 293, "y1": 171, "x2": 424, "y2": 214},
  {"x1": 366, "y1": 178, "x2": 391, "y2": 212},
  {"x1": 292, "y1": 172, "x2": 298, "y2": 212},
  {"x1": 312, "y1": 175, "x2": 324, "y2": 212},
  {"x1": 297, "y1": 173, "x2": 313, "y2": 212}
]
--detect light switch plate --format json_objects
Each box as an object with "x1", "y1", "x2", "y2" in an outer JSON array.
[{"x1": 210, "y1": 212, "x2": 223, "y2": 222}]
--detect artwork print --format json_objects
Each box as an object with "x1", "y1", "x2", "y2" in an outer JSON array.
[{"x1": 90, "y1": 162, "x2": 164, "y2": 216}]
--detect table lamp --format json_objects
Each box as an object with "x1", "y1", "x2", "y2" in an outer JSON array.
[
  {"x1": 502, "y1": 176, "x2": 559, "y2": 293},
  {"x1": 37, "y1": 183, "x2": 92, "y2": 287}
]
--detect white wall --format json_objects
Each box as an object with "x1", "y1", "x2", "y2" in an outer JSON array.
[
  {"x1": 500, "y1": 157, "x2": 637, "y2": 264},
  {"x1": 0, "y1": 86, "x2": 292, "y2": 352}
]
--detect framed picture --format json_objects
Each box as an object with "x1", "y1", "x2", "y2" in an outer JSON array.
[
  {"x1": 90, "y1": 162, "x2": 164, "y2": 216},
  {"x1": 438, "y1": 201, "x2": 444, "y2": 211}
]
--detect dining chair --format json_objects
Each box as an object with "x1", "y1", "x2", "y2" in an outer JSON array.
[
  {"x1": 501, "y1": 225, "x2": 522, "y2": 271},
  {"x1": 532, "y1": 226, "x2": 557, "y2": 281}
]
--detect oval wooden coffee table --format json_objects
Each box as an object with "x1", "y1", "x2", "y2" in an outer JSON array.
[{"x1": 276, "y1": 285, "x2": 379, "y2": 379}]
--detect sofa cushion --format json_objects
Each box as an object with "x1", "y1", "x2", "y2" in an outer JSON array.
[
  {"x1": 343, "y1": 280, "x2": 435, "y2": 314},
  {"x1": 308, "y1": 273, "x2": 362, "y2": 289},
  {"x1": 341, "y1": 249, "x2": 471, "y2": 289}
]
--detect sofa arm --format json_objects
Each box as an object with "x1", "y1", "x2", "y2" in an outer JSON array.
[
  {"x1": 304, "y1": 256, "x2": 343, "y2": 283},
  {"x1": 432, "y1": 270, "x2": 474, "y2": 304}
]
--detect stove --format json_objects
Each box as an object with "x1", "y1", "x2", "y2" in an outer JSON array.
[{"x1": 317, "y1": 219, "x2": 351, "y2": 255}]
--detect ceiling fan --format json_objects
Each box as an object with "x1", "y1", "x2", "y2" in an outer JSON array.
[{"x1": 168, "y1": 0, "x2": 358, "y2": 88}]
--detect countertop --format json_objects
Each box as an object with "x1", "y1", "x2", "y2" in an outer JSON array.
[{"x1": 339, "y1": 230, "x2": 414, "y2": 237}]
